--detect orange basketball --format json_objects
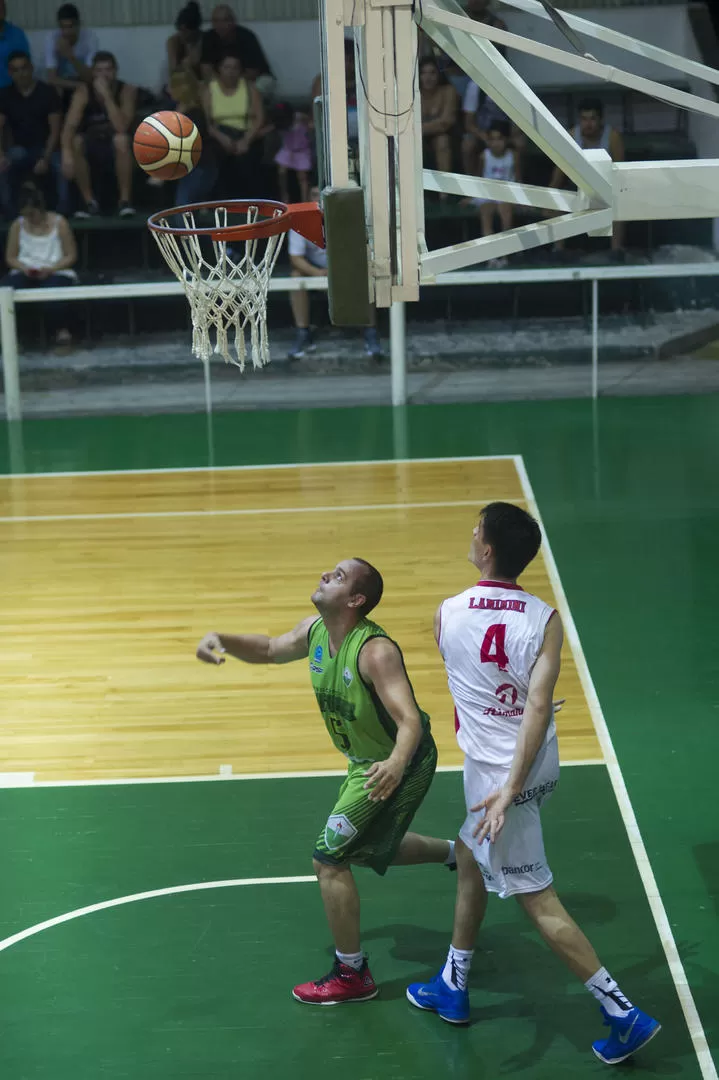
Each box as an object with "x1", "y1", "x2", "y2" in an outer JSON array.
[{"x1": 133, "y1": 111, "x2": 202, "y2": 181}]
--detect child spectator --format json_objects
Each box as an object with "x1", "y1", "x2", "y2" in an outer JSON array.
[
  {"x1": 274, "y1": 104, "x2": 312, "y2": 204},
  {"x1": 2, "y1": 180, "x2": 78, "y2": 347},
  {"x1": 472, "y1": 120, "x2": 518, "y2": 266}
]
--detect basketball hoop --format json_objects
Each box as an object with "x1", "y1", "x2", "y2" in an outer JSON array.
[{"x1": 148, "y1": 200, "x2": 324, "y2": 371}]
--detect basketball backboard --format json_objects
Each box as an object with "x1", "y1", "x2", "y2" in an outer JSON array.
[{"x1": 318, "y1": 0, "x2": 719, "y2": 310}]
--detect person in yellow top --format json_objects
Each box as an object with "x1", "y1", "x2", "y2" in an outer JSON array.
[{"x1": 199, "y1": 54, "x2": 264, "y2": 194}]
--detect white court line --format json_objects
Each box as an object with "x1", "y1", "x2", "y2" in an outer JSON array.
[
  {"x1": 0, "y1": 876, "x2": 316, "y2": 956},
  {"x1": 0, "y1": 498, "x2": 516, "y2": 526},
  {"x1": 0, "y1": 759, "x2": 603, "y2": 789},
  {"x1": 514, "y1": 454, "x2": 717, "y2": 1080},
  {"x1": 0, "y1": 453, "x2": 516, "y2": 481}
]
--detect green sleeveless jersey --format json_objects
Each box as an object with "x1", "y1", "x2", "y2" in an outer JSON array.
[{"x1": 307, "y1": 617, "x2": 430, "y2": 764}]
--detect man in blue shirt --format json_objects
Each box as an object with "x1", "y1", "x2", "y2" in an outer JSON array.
[{"x1": 0, "y1": 0, "x2": 30, "y2": 89}]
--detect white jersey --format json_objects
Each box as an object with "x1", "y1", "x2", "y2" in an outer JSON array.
[
  {"x1": 481, "y1": 147, "x2": 515, "y2": 183},
  {"x1": 439, "y1": 579, "x2": 556, "y2": 767}
]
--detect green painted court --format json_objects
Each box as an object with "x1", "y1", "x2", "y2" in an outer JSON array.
[{"x1": 1, "y1": 394, "x2": 717, "y2": 1079}]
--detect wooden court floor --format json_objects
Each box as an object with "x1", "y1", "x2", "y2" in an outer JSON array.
[{"x1": 0, "y1": 456, "x2": 601, "y2": 781}]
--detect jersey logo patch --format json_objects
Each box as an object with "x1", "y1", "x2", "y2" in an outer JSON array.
[
  {"x1": 324, "y1": 814, "x2": 358, "y2": 851},
  {"x1": 310, "y1": 644, "x2": 324, "y2": 674},
  {"x1": 495, "y1": 683, "x2": 518, "y2": 706},
  {"x1": 343, "y1": 667, "x2": 353, "y2": 687}
]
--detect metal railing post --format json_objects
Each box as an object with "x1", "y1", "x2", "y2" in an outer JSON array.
[{"x1": 0, "y1": 287, "x2": 21, "y2": 422}]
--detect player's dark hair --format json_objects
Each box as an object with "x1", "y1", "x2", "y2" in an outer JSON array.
[
  {"x1": 578, "y1": 97, "x2": 603, "y2": 117},
  {"x1": 488, "y1": 119, "x2": 511, "y2": 138},
  {"x1": 8, "y1": 50, "x2": 31, "y2": 66},
  {"x1": 93, "y1": 50, "x2": 118, "y2": 68},
  {"x1": 351, "y1": 558, "x2": 384, "y2": 616},
  {"x1": 479, "y1": 502, "x2": 541, "y2": 579},
  {"x1": 57, "y1": 3, "x2": 80, "y2": 21},
  {"x1": 176, "y1": 1, "x2": 202, "y2": 31}
]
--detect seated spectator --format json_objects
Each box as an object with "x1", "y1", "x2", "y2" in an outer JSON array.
[
  {"x1": 166, "y1": 1, "x2": 203, "y2": 81},
  {"x1": 2, "y1": 181, "x2": 78, "y2": 347},
  {"x1": 471, "y1": 120, "x2": 519, "y2": 266},
  {"x1": 310, "y1": 39, "x2": 359, "y2": 181},
  {"x1": 548, "y1": 98, "x2": 625, "y2": 251},
  {"x1": 45, "y1": 3, "x2": 98, "y2": 109},
  {"x1": 61, "y1": 50, "x2": 137, "y2": 217},
  {"x1": 200, "y1": 54, "x2": 264, "y2": 197},
  {"x1": 0, "y1": 0, "x2": 29, "y2": 90},
  {"x1": 462, "y1": 79, "x2": 510, "y2": 175},
  {"x1": 200, "y1": 4, "x2": 275, "y2": 101},
  {"x1": 287, "y1": 182, "x2": 381, "y2": 362},
  {"x1": 167, "y1": 69, "x2": 217, "y2": 205},
  {"x1": 419, "y1": 58, "x2": 458, "y2": 176},
  {"x1": 0, "y1": 51, "x2": 68, "y2": 218},
  {"x1": 274, "y1": 103, "x2": 312, "y2": 204}
]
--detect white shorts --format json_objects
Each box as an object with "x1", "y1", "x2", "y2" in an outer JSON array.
[{"x1": 459, "y1": 737, "x2": 559, "y2": 899}]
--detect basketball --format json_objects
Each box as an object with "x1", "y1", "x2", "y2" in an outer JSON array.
[{"x1": 133, "y1": 111, "x2": 202, "y2": 181}]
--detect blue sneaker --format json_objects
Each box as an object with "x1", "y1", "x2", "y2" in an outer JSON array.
[
  {"x1": 592, "y1": 1006, "x2": 661, "y2": 1064},
  {"x1": 406, "y1": 970, "x2": 470, "y2": 1025}
]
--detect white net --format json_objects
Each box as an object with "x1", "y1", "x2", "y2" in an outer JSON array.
[{"x1": 151, "y1": 204, "x2": 287, "y2": 371}]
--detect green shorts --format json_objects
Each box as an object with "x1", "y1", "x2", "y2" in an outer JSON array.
[{"x1": 313, "y1": 734, "x2": 438, "y2": 876}]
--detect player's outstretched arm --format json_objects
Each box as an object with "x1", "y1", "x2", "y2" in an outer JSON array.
[
  {"x1": 473, "y1": 612, "x2": 564, "y2": 844},
  {"x1": 196, "y1": 616, "x2": 317, "y2": 666},
  {"x1": 359, "y1": 638, "x2": 424, "y2": 802}
]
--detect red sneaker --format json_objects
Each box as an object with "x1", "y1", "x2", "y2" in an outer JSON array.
[{"x1": 292, "y1": 958, "x2": 378, "y2": 1005}]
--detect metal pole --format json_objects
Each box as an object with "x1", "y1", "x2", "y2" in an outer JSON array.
[
  {"x1": 0, "y1": 287, "x2": 21, "y2": 422},
  {"x1": 591, "y1": 277, "x2": 599, "y2": 400},
  {"x1": 202, "y1": 355, "x2": 214, "y2": 468},
  {"x1": 389, "y1": 300, "x2": 407, "y2": 407}
]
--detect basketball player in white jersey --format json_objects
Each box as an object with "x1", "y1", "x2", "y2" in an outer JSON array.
[{"x1": 406, "y1": 502, "x2": 660, "y2": 1065}]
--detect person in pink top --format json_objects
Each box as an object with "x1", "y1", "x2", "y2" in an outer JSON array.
[{"x1": 274, "y1": 103, "x2": 312, "y2": 204}]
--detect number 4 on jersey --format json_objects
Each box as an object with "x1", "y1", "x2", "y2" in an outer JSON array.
[{"x1": 480, "y1": 623, "x2": 509, "y2": 671}]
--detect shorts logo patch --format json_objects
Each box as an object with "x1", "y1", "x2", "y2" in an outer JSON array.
[
  {"x1": 324, "y1": 813, "x2": 358, "y2": 851},
  {"x1": 343, "y1": 667, "x2": 353, "y2": 687}
]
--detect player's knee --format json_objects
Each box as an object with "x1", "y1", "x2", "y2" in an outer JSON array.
[{"x1": 515, "y1": 882, "x2": 555, "y2": 917}]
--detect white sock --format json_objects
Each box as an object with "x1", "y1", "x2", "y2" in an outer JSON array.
[
  {"x1": 444, "y1": 839, "x2": 456, "y2": 866},
  {"x1": 441, "y1": 945, "x2": 473, "y2": 991},
  {"x1": 336, "y1": 950, "x2": 364, "y2": 972},
  {"x1": 585, "y1": 967, "x2": 633, "y2": 1017}
]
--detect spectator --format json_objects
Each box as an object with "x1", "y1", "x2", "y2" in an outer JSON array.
[
  {"x1": 462, "y1": 79, "x2": 510, "y2": 175},
  {"x1": 61, "y1": 51, "x2": 137, "y2": 218},
  {"x1": 274, "y1": 103, "x2": 312, "y2": 204},
  {"x1": 168, "y1": 69, "x2": 217, "y2": 205},
  {"x1": 166, "y1": 1, "x2": 203, "y2": 80},
  {"x1": 0, "y1": 51, "x2": 68, "y2": 218},
  {"x1": 471, "y1": 119, "x2": 519, "y2": 266},
  {"x1": 200, "y1": 5, "x2": 275, "y2": 101},
  {"x1": 45, "y1": 3, "x2": 98, "y2": 108},
  {"x1": 548, "y1": 98, "x2": 625, "y2": 251},
  {"x1": 287, "y1": 182, "x2": 381, "y2": 362},
  {"x1": 2, "y1": 181, "x2": 78, "y2": 347},
  {"x1": 0, "y1": 0, "x2": 29, "y2": 90},
  {"x1": 200, "y1": 54, "x2": 264, "y2": 197},
  {"x1": 310, "y1": 39, "x2": 359, "y2": 180},
  {"x1": 419, "y1": 0, "x2": 506, "y2": 100},
  {"x1": 419, "y1": 58, "x2": 458, "y2": 176}
]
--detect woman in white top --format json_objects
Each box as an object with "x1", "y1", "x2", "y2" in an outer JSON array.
[{"x1": 3, "y1": 183, "x2": 78, "y2": 347}]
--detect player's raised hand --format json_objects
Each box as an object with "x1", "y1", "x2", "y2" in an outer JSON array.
[
  {"x1": 196, "y1": 632, "x2": 226, "y2": 664},
  {"x1": 363, "y1": 757, "x2": 404, "y2": 802},
  {"x1": 471, "y1": 786, "x2": 515, "y2": 844}
]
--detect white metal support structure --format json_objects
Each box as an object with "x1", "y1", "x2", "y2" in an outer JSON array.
[{"x1": 320, "y1": 0, "x2": 719, "y2": 307}]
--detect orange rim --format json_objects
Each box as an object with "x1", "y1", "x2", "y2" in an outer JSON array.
[{"x1": 147, "y1": 199, "x2": 325, "y2": 247}]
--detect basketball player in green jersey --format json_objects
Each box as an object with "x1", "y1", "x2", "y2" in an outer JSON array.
[{"x1": 196, "y1": 556, "x2": 455, "y2": 1005}]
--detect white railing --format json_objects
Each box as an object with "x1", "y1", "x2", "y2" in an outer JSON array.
[{"x1": 2, "y1": 260, "x2": 718, "y2": 421}]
